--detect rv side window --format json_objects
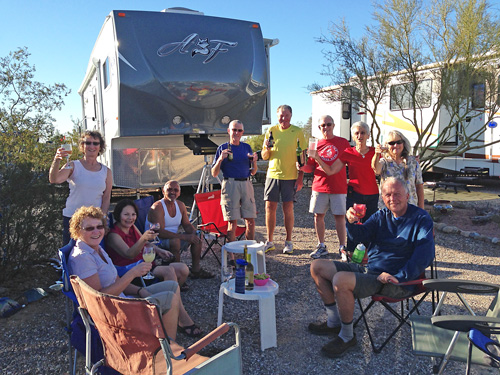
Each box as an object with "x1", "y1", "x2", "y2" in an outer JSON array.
[
  {"x1": 471, "y1": 82, "x2": 485, "y2": 109},
  {"x1": 390, "y1": 79, "x2": 432, "y2": 111},
  {"x1": 103, "y1": 57, "x2": 110, "y2": 89}
]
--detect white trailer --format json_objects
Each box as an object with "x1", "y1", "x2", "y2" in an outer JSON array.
[
  {"x1": 311, "y1": 69, "x2": 500, "y2": 177},
  {"x1": 79, "y1": 8, "x2": 278, "y2": 188}
]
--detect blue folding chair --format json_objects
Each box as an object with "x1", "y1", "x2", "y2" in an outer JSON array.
[
  {"x1": 466, "y1": 328, "x2": 500, "y2": 374},
  {"x1": 134, "y1": 195, "x2": 155, "y2": 233},
  {"x1": 58, "y1": 239, "x2": 119, "y2": 375}
]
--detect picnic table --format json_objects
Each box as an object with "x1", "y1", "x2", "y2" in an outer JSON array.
[{"x1": 426, "y1": 181, "x2": 471, "y2": 194}]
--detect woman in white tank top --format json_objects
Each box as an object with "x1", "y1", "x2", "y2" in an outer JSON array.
[{"x1": 49, "y1": 130, "x2": 113, "y2": 246}]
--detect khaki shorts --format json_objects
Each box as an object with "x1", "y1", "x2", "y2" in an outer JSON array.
[
  {"x1": 309, "y1": 191, "x2": 347, "y2": 215},
  {"x1": 221, "y1": 179, "x2": 257, "y2": 221},
  {"x1": 144, "y1": 280, "x2": 178, "y2": 314}
]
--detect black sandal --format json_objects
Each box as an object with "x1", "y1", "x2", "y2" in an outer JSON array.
[{"x1": 178, "y1": 324, "x2": 203, "y2": 337}]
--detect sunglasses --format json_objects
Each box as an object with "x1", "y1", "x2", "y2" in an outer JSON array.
[
  {"x1": 387, "y1": 140, "x2": 404, "y2": 146},
  {"x1": 82, "y1": 225, "x2": 105, "y2": 232},
  {"x1": 83, "y1": 141, "x2": 101, "y2": 146},
  {"x1": 320, "y1": 123, "x2": 333, "y2": 128},
  {"x1": 230, "y1": 129, "x2": 244, "y2": 133},
  {"x1": 166, "y1": 187, "x2": 180, "y2": 192}
]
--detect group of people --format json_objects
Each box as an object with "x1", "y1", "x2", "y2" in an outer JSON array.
[{"x1": 50, "y1": 105, "x2": 434, "y2": 358}]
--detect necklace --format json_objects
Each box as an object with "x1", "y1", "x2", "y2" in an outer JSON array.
[{"x1": 356, "y1": 146, "x2": 368, "y2": 158}]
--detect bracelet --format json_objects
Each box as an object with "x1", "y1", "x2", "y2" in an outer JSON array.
[{"x1": 137, "y1": 287, "x2": 143, "y2": 295}]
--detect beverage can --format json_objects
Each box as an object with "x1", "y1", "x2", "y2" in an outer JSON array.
[{"x1": 351, "y1": 243, "x2": 366, "y2": 264}]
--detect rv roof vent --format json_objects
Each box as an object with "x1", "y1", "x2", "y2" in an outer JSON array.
[{"x1": 161, "y1": 7, "x2": 204, "y2": 15}]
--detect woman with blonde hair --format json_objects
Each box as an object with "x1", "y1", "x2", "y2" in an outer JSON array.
[
  {"x1": 372, "y1": 130, "x2": 424, "y2": 208},
  {"x1": 68, "y1": 206, "x2": 201, "y2": 340}
]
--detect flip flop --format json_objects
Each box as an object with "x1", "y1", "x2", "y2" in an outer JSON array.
[{"x1": 178, "y1": 324, "x2": 203, "y2": 337}]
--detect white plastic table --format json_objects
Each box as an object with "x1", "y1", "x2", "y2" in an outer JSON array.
[
  {"x1": 222, "y1": 240, "x2": 266, "y2": 278},
  {"x1": 218, "y1": 278, "x2": 279, "y2": 351}
]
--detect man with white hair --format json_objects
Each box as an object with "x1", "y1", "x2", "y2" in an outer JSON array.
[{"x1": 308, "y1": 177, "x2": 434, "y2": 358}]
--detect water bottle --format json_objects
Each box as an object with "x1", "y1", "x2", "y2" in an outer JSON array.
[
  {"x1": 235, "y1": 259, "x2": 247, "y2": 294},
  {"x1": 351, "y1": 243, "x2": 366, "y2": 264}
]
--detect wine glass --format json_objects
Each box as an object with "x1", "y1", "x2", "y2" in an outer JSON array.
[
  {"x1": 222, "y1": 265, "x2": 233, "y2": 286},
  {"x1": 142, "y1": 244, "x2": 156, "y2": 280},
  {"x1": 61, "y1": 144, "x2": 73, "y2": 169},
  {"x1": 353, "y1": 203, "x2": 367, "y2": 225},
  {"x1": 148, "y1": 222, "x2": 160, "y2": 244}
]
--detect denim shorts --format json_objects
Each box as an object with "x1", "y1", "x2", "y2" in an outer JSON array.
[{"x1": 333, "y1": 261, "x2": 413, "y2": 299}]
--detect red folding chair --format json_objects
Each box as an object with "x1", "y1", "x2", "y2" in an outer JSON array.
[
  {"x1": 194, "y1": 190, "x2": 246, "y2": 265},
  {"x1": 353, "y1": 260, "x2": 438, "y2": 353}
]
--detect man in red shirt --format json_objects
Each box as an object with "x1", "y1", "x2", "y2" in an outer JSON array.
[{"x1": 302, "y1": 115, "x2": 350, "y2": 259}]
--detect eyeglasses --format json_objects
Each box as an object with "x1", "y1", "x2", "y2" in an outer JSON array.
[
  {"x1": 230, "y1": 129, "x2": 244, "y2": 133},
  {"x1": 320, "y1": 123, "x2": 333, "y2": 128},
  {"x1": 387, "y1": 140, "x2": 404, "y2": 146},
  {"x1": 82, "y1": 225, "x2": 105, "y2": 232},
  {"x1": 83, "y1": 141, "x2": 101, "y2": 146}
]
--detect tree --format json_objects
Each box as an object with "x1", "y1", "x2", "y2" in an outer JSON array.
[
  {"x1": 0, "y1": 48, "x2": 70, "y2": 275},
  {"x1": 314, "y1": 0, "x2": 500, "y2": 173}
]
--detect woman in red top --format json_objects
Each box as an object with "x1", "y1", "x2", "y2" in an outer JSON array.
[
  {"x1": 106, "y1": 199, "x2": 202, "y2": 337},
  {"x1": 311, "y1": 121, "x2": 379, "y2": 256}
]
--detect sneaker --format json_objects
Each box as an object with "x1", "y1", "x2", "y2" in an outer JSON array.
[
  {"x1": 339, "y1": 245, "x2": 348, "y2": 262},
  {"x1": 310, "y1": 243, "x2": 328, "y2": 259},
  {"x1": 264, "y1": 241, "x2": 275, "y2": 253},
  {"x1": 308, "y1": 321, "x2": 341, "y2": 336},
  {"x1": 283, "y1": 241, "x2": 293, "y2": 254},
  {"x1": 321, "y1": 335, "x2": 357, "y2": 358}
]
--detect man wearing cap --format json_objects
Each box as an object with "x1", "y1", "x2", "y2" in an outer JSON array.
[{"x1": 212, "y1": 120, "x2": 258, "y2": 242}]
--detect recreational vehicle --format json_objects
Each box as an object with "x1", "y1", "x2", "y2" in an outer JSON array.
[
  {"x1": 311, "y1": 67, "x2": 500, "y2": 178},
  {"x1": 79, "y1": 8, "x2": 277, "y2": 188}
]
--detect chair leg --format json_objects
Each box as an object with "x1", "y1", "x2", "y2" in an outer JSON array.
[
  {"x1": 200, "y1": 239, "x2": 221, "y2": 265},
  {"x1": 217, "y1": 285, "x2": 225, "y2": 326}
]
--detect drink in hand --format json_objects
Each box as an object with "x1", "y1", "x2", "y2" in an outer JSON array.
[
  {"x1": 61, "y1": 144, "x2": 73, "y2": 170},
  {"x1": 142, "y1": 244, "x2": 155, "y2": 279},
  {"x1": 353, "y1": 203, "x2": 366, "y2": 224}
]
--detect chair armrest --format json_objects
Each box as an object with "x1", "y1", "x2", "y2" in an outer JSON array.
[
  {"x1": 390, "y1": 279, "x2": 425, "y2": 286},
  {"x1": 431, "y1": 315, "x2": 500, "y2": 334},
  {"x1": 423, "y1": 279, "x2": 500, "y2": 294},
  {"x1": 181, "y1": 323, "x2": 231, "y2": 360},
  {"x1": 198, "y1": 222, "x2": 223, "y2": 235},
  {"x1": 114, "y1": 260, "x2": 144, "y2": 277}
]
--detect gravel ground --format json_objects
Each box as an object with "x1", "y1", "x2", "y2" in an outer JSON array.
[{"x1": 1, "y1": 184, "x2": 500, "y2": 374}]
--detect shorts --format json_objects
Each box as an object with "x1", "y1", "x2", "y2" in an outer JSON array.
[
  {"x1": 221, "y1": 179, "x2": 257, "y2": 221},
  {"x1": 309, "y1": 191, "x2": 347, "y2": 215},
  {"x1": 158, "y1": 238, "x2": 190, "y2": 253},
  {"x1": 143, "y1": 280, "x2": 178, "y2": 313},
  {"x1": 333, "y1": 261, "x2": 414, "y2": 299},
  {"x1": 264, "y1": 178, "x2": 296, "y2": 202}
]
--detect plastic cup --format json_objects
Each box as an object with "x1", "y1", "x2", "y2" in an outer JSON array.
[{"x1": 308, "y1": 138, "x2": 317, "y2": 151}]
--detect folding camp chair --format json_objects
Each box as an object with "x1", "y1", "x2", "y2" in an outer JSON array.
[
  {"x1": 134, "y1": 195, "x2": 155, "y2": 233},
  {"x1": 410, "y1": 279, "x2": 500, "y2": 374},
  {"x1": 466, "y1": 328, "x2": 500, "y2": 374},
  {"x1": 58, "y1": 240, "x2": 118, "y2": 375},
  {"x1": 353, "y1": 257, "x2": 438, "y2": 353},
  {"x1": 70, "y1": 275, "x2": 243, "y2": 375},
  {"x1": 194, "y1": 190, "x2": 246, "y2": 265}
]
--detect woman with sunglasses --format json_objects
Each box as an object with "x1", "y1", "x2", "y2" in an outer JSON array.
[
  {"x1": 69, "y1": 205, "x2": 200, "y2": 340},
  {"x1": 310, "y1": 121, "x2": 379, "y2": 259},
  {"x1": 49, "y1": 130, "x2": 113, "y2": 246},
  {"x1": 372, "y1": 130, "x2": 424, "y2": 209}
]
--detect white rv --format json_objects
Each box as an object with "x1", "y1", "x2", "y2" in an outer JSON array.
[
  {"x1": 79, "y1": 8, "x2": 277, "y2": 188},
  {"x1": 311, "y1": 68, "x2": 500, "y2": 177}
]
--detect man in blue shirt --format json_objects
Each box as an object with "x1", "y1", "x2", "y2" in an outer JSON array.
[
  {"x1": 308, "y1": 177, "x2": 434, "y2": 358},
  {"x1": 211, "y1": 120, "x2": 258, "y2": 241}
]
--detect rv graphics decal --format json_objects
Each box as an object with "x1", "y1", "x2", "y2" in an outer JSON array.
[{"x1": 157, "y1": 33, "x2": 237, "y2": 64}]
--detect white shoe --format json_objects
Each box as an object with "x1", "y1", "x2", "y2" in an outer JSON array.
[
  {"x1": 283, "y1": 241, "x2": 293, "y2": 254},
  {"x1": 339, "y1": 245, "x2": 348, "y2": 262},
  {"x1": 310, "y1": 244, "x2": 328, "y2": 259},
  {"x1": 264, "y1": 241, "x2": 275, "y2": 253}
]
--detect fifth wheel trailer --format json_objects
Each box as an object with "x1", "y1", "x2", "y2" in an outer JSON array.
[{"x1": 79, "y1": 8, "x2": 278, "y2": 188}]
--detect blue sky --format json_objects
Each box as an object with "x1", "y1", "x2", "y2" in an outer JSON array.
[{"x1": 0, "y1": 0, "x2": 374, "y2": 134}]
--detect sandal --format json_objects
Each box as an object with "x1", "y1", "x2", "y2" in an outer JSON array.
[
  {"x1": 178, "y1": 324, "x2": 203, "y2": 337},
  {"x1": 189, "y1": 267, "x2": 215, "y2": 279},
  {"x1": 180, "y1": 283, "x2": 190, "y2": 292}
]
